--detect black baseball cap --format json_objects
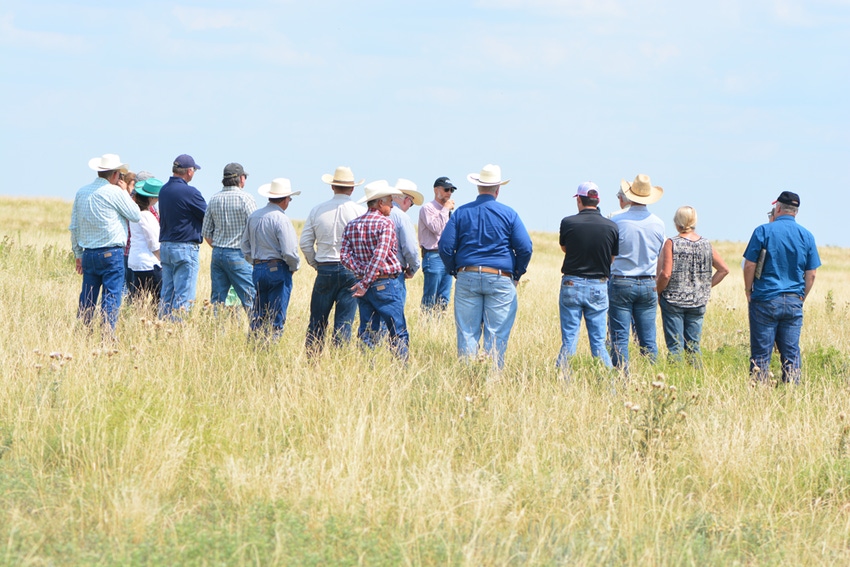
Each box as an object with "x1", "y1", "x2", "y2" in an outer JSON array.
[
  {"x1": 773, "y1": 191, "x2": 800, "y2": 207},
  {"x1": 223, "y1": 162, "x2": 247, "y2": 180},
  {"x1": 434, "y1": 176, "x2": 456, "y2": 190}
]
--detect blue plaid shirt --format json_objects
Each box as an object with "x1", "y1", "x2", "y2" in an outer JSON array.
[
  {"x1": 69, "y1": 178, "x2": 141, "y2": 258},
  {"x1": 202, "y1": 186, "x2": 257, "y2": 249}
]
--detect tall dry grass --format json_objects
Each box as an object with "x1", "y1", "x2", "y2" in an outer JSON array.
[{"x1": 1, "y1": 195, "x2": 849, "y2": 565}]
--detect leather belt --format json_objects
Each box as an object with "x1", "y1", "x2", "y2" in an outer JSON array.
[
  {"x1": 611, "y1": 275, "x2": 654, "y2": 280},
  {"x1": 458, "y1": 266, "x2": 513, "y2": 278},
  {"x1": 253, "y1": 259, "x2": 282, "y2": 265},
  {"x1": 373, "y1": 272, "x2": 400, "y2": 281},
  {"x1": 421, "y1": 247, "x2": 439, "y2": 254},
  {"x1": 316, "y1": 261, "x2": 341, "y2": 266}
]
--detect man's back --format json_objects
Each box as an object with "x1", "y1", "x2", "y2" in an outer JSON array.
[
  {"x1": 744, "y1": 216, "x2": 819, "y2": 300},
  {"x1": 611, "y1": 205, "x2": 665, "y2": 276},
  {"x1": 560, "y1": 209, "x2": 618, "y2": 279},
  {"x1": 203, "y1": 187, "x2": 256, "y2": 248},
  {"x1": 159, "y1": 177, "x2": 207, "y2": 243},
  {"x1": 299, "y1": 194, "x2": 366, "y2": 265}
]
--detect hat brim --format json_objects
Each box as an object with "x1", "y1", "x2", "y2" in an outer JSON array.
[
  {"x1": 258, "y1": 184, "x2": 302, "y2": 198},
  {"x1": 321, "y1": 173, "x2": 364, "y2": 187},
  {"x1": 620, "y1": 180, "x2": 663, "y2": 205},
  {"x1": 400, "y1": 189, "x2": 424, "y2": 206},
  {"x1": 357, "y1": 188, "x2": 403, "y2": 203},
  {"x1": 467, "y1": 173, "x2": 510, "y2": 186},
  {"x1": 88, "y1": 157, "x2": 129, "y2": 173}
]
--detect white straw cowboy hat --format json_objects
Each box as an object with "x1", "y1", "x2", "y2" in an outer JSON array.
[
  {"x1": 88, "y1": 154, "x2": 129, "y2": 173},
  {"x1": 321, "y1": 166, "x2": 365, "y2": 187},
  {"x1": 467, "y1": 164, "x2": 510, "y2": 186},
  {"x1": 620, "y1": 174, "x2": 663, "y2": 205},
  {"x1": 258, "y1": 178, "x2": 302, "y2": 199},
  {"x1": 393, "y1": 178, "x2": 424, "y2": 206},
  {"x1": 357, "y1": 179, "x2": 403, "y2": 203}
]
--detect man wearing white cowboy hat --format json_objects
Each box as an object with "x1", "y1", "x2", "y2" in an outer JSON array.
[
  {"x1": 299, "y1": 166, "x2": 367, "y2": 356},
  {"x1": 69, "y1": 153, "x2": 141, "y2": 333},
  {"x1": 607, "y1": 173, "x2": 666, "y2": 372},
  {"x1": 390, "y1": 178, "x2": 423, "y2": 303},
  {"x1": 158, "y1": 153, "x2": 207, "y2": 318},
  {"x1": 241, "y1": 178, "x2": 302, "y2": 340},
  {"x1": 438, "y1": 164, "x2": 533, "y2": 369},
  {"x1": 419, "y1": 175, "x2": 457, "y2": 313},
  {"x1": 341, "y1": 180, "x2": 410, "y2": 360},
  {"x1": 202, "y1": 163, "x2": 257, "y2": 311}
]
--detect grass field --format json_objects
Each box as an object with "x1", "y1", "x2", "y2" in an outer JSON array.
[{"x1": 1, "y1": 195, "x2": 849, "y2": 565}]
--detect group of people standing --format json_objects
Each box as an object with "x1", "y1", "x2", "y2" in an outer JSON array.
[
  {"x1": 556, "y1": 176, "x2": 820, "y2": 383},
  {"x1": 69, "y1": 155, "x2": 533, "y2": 368},
  {"x1": 70, "y1": 154, "x2": 820, "y2": 380}
]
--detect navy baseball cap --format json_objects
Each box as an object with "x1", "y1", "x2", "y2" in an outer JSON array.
[
  {"x1": 773, "y1": 191, "x2": 800, "y2": 207},
  {"x1": 173, "y1": 154, "x2": 201, "y2": 170}
]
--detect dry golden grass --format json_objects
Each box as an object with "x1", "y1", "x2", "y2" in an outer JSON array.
[{"x1": 1, "y1": 196, "x2": 849, "y2": 565}]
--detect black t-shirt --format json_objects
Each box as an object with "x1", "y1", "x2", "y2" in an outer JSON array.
[{"x1": 559, "y1": 208, "x2": 619, "y2": 278}]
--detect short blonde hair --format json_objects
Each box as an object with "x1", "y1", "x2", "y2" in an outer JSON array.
[{"x1": 674, "y1": 206, "x2": 697, "y2": 233}]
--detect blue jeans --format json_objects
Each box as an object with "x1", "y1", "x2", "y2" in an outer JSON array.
[
  {"x1": 659, "y1": 295, "x2": 706, "y2": 362},
  {"x1": 421, "y1": 251, "x2": 452, "y2": 310},
  {"x1": 251, "y1": 261, "x2": 293, "y2": 339},
  {"x1": 557, "y1": 276, "x2": 612, "y2": 368},
  {"x1": 749, "y1": 294, "x2": 804, "y2": 383},
  {"x1": 357, "y1": 276, "x2": 409, "y2": 360},
  {"x1": 454, "y1": 272, "x2": 517, "y2": 369},
  {"x1": 79, "y1": 246, "x2": 125, "y2": 330},
  {"x1": 210, "y1": 247, "x2": 255, "y2": 309},
  {"x1": 159, "y1": 242, "x2": 200, "y2": 317},
  {"x1": 305, "y1": 263, "x2": 359, "y2": 355},
  {"x1": 608, "y1": 276, "x2": 658, "y2": 369}
]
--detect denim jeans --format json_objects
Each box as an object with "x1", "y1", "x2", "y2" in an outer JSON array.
[
  {"x1": 608, "y1": 276, "x2": 658, "y2": 369},
  {"x1": 659, "y1": 295, "x2": 706, "y2": 362},
  {"x1": 749, "y1": 294, "x2": 804, "y2": 383},
  {"x1": 79, "y1": 246, "x2": 125, "y2": 330},
  {"x1": 305, "y1": 263, "x2": 359, "y2": 355},
  {"x1": 357, "y1": 276, "x2": 409, "y2": 360},
  {"x1": 557, "y1": 276, "x2": 612, "y2": 368},
  {"x1": 454, "y1": 272, "x2": 517, "y2": 369},
  {"x1": 250, "y1": 261, "x2": 292, "y2": 339},
  {"x1": 210, "y1": 247, "x2": 255, "y2": 309},
  {"x1": 159, "y1": 242, "x2": 200, "y2": 317},
  {"x1": 421, "y1": 251, "x2": 452, "y2": 310}
]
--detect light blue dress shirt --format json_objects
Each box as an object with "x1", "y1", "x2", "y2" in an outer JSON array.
[
  {"x1": 610, "y1": 204, "x2": 665, "y2": 277},
  {"x1": 69, "y1": 178, "x2": 141, "y2": 258}
]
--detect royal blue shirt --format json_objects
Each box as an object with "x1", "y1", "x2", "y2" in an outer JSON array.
[
  {"x1": 438, "y1": 194, "x2": 533, "y2": 280},
  {"x1": 159, "y1": 176, "x2": 207, "y2": 243},
  {"x1": 743, "y1": 215, "x2": 820, "y2": 301}
]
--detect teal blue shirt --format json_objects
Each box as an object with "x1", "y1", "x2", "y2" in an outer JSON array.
[{"x1": 743, "y1": 215, "x2": 820, "y2": 301}]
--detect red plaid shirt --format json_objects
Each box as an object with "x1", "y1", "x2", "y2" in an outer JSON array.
[{"x1": 341, "y1": 209, "x2": 402, "y2": 288}]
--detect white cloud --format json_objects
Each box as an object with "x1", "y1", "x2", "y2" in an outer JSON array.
[
  {"x1": 0, "y1": 13, "x2": 87, "y2": 53},
  {"x1": 769, "y1": 0, "x2": 816, "y2": 26},
  {"x1": 475, "y1": 0, "x2": 626, "y2": 17},
  {"x1": 172, "y1": 6, "x2": 257, "y2": 32}
]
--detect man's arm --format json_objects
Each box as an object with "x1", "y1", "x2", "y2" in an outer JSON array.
[
  {"x1": 803, "y1": 269, "x2": 816, "y2": 300},
  {"x1": 398, "y1": 216, "x2": 420, "y2": 275},
  {"x1": 743, "y1": 259, "x2": 756, "y2": 302},
  {"x1": 437, "y1": 216, "x2": 458, "y2": 275},
  {"x1": 277, "y1": 216, "x2": 301, "y2": 273},
  {"x1": 299, "y1": 214, "x2": 318, "y2": 269},
  {"x1": 240, "y1": 221, "x2": 253, "y2": 265}
]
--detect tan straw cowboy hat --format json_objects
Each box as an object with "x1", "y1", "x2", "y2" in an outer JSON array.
[
  {"x1": 88, "y1": 154, "x2": 129, "y2": 173},
  {"x1": 258, "y1": 178, "x2": 302, "y2": 199},
  {"x1": 467, "y1": 164, "x2": 510, "y2": 186},
  {"x1": 393, "y1": 178, "x2": 424, "y2": 206},
  {"x1": 321, "y1": 166, "x2": 364, "y2": 187},
  {"x1": 620, "y1": 173, "x2": 663, "y2": 205}
]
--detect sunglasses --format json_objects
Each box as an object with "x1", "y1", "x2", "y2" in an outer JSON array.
[{"x1": 441, "y1": 187, "x2": 456, "y2": 193}]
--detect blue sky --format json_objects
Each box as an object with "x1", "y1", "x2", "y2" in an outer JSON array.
[{"x1": 2, "y1": 0, "x2": 848, "y2": 246}]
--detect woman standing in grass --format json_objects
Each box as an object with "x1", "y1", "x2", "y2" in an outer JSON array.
[
  {"x1": 656, "y1": 206, "x2": 729, "y2": 363},
  {"x1": 128, "y1": 179, "x2": 163, "y2": 303}
]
